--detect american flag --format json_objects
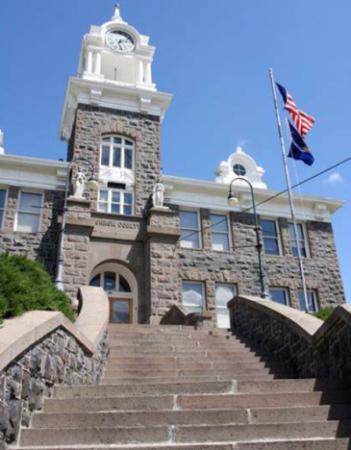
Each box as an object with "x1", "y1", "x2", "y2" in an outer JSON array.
[{"x1": 276, "y1": 83, "x2": 315, "y2": 137}]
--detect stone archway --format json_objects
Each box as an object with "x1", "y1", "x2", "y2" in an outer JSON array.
[{"x1": 89, "y1": 261, "x2": 138, "y2": 324}]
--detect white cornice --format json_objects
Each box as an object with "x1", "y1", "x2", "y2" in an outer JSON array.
[
  {"x1": 60, "y1": 77, "x2": 173, "y2": 141},
  {"x1": 162, "y1": 174, "x2": 344, "y2": 221}
]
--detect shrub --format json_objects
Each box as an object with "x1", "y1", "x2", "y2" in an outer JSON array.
[
  {"x1": 313, "y1": 305, "x2": 335, "y2": 321},
  {"x1": 0, "y1": 254, "x2": 74, "y2": 322}
]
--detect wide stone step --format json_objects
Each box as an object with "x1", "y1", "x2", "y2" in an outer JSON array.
[
  {"x1": 178, "y1": 391, "x2": 351, "y2": 409},
  {"x1": 101, "y1": 374, "x2": 277, "y2": 384},
  {"x1": 17, "y1": 440, "x2": 351, "y2": 450},
  {"x1": 236, "y1": 379, "x2": 351, "y2": 394},
  {"x1": 107, "y1": 353, "x2": 261, "y2": 363},
  {"x1": 31, "y1": 405, "x2": 351, "y2": 429},
  {"x1": 104, "y1": 360, "x2": 274, "y2": 372},
  {"x1": 53, "y1": 381, "x2": 235, "y2": 399},
  {"x1": 44, "y1": 390, "x2": 351, "y2": 415},
  {"x1": 19, "y1": 420, "x2": 351, "y2": 446},
  {"x1": 108, "y1": 347, "x2": 251, "y2": 355},
  {"x1": 31, "y1": 408, "x2": 247, "y2": 428},
  {"x1": 102, "y1": 368, "x2": 282, "y2": 379},
  {"x1": 44, "y1": 394, "x2": 175, "y2": 413}
]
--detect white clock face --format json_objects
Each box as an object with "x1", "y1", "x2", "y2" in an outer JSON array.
[{"x1": 106, "y1": 30, "x2": 135, "y2": 53}]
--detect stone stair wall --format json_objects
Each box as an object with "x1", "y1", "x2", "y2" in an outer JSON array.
[
  {"x1": 0, "y1": 286, "x2": 109, "y2": 446},
  {"x1": 229, "y1": 294, "x2": 351, "y2": 379}
]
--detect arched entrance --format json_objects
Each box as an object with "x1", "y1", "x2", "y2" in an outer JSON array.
[{"x1": 89, "y1": 262, "x2": 138, "y2": 324}]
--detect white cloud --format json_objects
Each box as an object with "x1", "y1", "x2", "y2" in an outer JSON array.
[{"x1": 324, "y1": 172, "x2": 344, "y2": 184}]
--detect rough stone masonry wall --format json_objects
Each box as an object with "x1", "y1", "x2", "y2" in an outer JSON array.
[
  {"x1": 0, "y1": 187, "x2": 63, "y2": 277},
  {"x1": 177, "y1": 210, "x2": 345, "y2": 311},
  {"x1": 68, "y1": 104, "x2": 161, "y2": 216},
  {"x1": 229, "y1": 297, "x2": 351, "y2": 379},
  {"x1": 0, "y1": 327, "x2": 108, "y2": 445}
]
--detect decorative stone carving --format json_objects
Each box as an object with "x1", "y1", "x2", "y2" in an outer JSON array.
[
  {"x1": 152, "y1": 182, "x2": 165, "y2": 208},
  {"x1": 71, "y1": 168, "x2": 87, "y2": 199}
]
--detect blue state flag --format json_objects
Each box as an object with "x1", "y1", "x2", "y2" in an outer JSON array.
[{"x1": 288, "y1": 121, "x2": 314, "y2": 166}]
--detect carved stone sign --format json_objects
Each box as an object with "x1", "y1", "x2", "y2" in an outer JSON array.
[{"x1": 92, "y1": 218, "x2": 142, "y2": 240}]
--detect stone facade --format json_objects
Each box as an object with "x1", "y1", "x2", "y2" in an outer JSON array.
[
  {"x1": 68, "y1": 104, "x2": 161, "y2": 216},
  {"x1": 0, "y1": 188, "x2": 63, "y2": 277},
  {"x1": 176, "y1": 209, "x2": 345, "y2": 312},
  {"x1": 0, "y1": 327, "x2": 108, "y2": 445}
]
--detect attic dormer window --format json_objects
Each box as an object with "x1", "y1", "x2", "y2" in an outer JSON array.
[
  {"x1": 233, "y1": 164, "x2": 246, "y2": 176},
  {"x1": 100, "y1": 135, "x2": 134, "y2": 170}
]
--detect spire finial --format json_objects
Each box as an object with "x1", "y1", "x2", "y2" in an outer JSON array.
[
  {"x1": 113, "y1": 3, "x2": 122, "y2": 20},
  {"x1": 0, "y1": 129, "x2": 4, "y2": 155}
]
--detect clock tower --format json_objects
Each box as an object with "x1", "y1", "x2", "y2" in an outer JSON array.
[{"x1": 60, "y1": 5, "x2": 172, "y2": 216}]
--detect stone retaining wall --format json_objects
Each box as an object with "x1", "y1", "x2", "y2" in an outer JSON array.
[
  {"x1": 0, "y1": 286, "x2": 109, "y2": 446},
  {"x1": 228, "y1": 295, "x2": 351, "y2": 379}
]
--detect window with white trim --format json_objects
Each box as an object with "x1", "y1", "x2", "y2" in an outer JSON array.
[
  {"x1": 288, "y1": 223, "x2": 308, "y2": 257},
  {"x1": 0, "y1": 189, "x2": 6, "y2": 228},
  {"x1": 298, "y1": 289, "x2": 318, "y2": 313},
  {"x1": 179, "y1": 210, "x2": 201, "y2": 249},
  {"x1": 100, "y1": 135, "x2": 134, "y2": 170},
  {"x1": 16, "y1": 192, "x2": 42, "y2": 233},
  {"x1": 269, "y1": 287, "x2": 290, "y2": 306},
  {"x1": 98, "y1": 189, "x2": 133, "y2": 216},
  {"x1": 210, "y1": 214, "x2": 230, "y2": 251},
  {"x1": 260, "y1": 219, "x2": 280, "y2": 255},
  {"x1": 182, "y1": 281, "x2": 205, "y2": 314}
]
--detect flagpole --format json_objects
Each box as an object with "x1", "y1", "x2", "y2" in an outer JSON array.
[{"x1": 268, "y1": 68, "x2": 309, "y2": 310}]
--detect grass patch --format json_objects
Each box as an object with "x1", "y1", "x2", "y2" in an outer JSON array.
[{"x1": 313, "y1": 305, "x2": 335, "y2": 321}]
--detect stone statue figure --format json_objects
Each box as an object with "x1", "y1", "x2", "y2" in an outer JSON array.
[
  {"x1": 72, "y1": 168, "x2": 87, "y2": 199},
  {"x1": 152, "y1": 182, "x2": 165, "y2": 208}
]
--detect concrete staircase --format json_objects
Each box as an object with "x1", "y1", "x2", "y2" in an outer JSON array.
[{"x1": 18, "y1": 324, "x2": 351, "y2": 449}]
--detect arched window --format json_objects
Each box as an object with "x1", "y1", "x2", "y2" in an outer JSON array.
[{"x1": 100, "y1": 135, "x2": 134, "y2": 170}]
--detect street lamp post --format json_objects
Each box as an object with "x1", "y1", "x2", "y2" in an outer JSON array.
[
  {"x1": 227, "y1": 177, "x2": 268, "y2": 299},
  {"x1": 55, "y1": 157, "x2": 98, "y2": 291}
]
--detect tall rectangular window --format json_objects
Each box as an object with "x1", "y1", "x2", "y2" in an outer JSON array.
[
  {"x1": 182, "y1": 281, "x2": 205, "y2": 313},
  {"x1": 210, "y1": 214, "x2": 230, "y2": 251},
  {"x1": 289, "y1": 223, "x2": 308, "y2": 257},
  {"x1": 0, "y1": 189, "x2": 6, "y2": 228},
  {"x1": 298, "y1": 289, "x2": 318, "y2": 313},
  {"x1": 179, "y1": 210, "x2": 201, "y2": 249},
  {"x1": 260, "y1": 219, "x2": 280, "y2": 255},
  {"x1": 269, "y1": 287, "x2": 289, "y2": 306},
  {"x1": 215, "y1": 283, "x2": 237, "y2": 328},
  {"x1": 98, "y1": 189, "x2": 133, "y2": 216},
  {"x1": 100, "y1": 135, "x2": 134, "y2": 170},
  {"x1": 16, "y1": 192, "x2": 42, "y2": 233}
]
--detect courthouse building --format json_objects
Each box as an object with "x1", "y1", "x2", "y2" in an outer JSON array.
[{"x1": 0, "y1": 8, "x2": 345, "y2": 327}]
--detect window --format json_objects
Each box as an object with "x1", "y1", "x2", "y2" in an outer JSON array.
[
  {"x1": 98, "y1": 189, "x2": 133, "y2": 216},
  {"x1": 260, "y1": 219, "x2": 280, "y2": 255},
  {"x1": 210, "y1": 214, "x2": 230, "y2": 251},
  {"x1": 233, "y1": 164, "x2": 246, "y2": 176},
  {"x1": 289, "y1": 223, "x2": 308, "y2": 257},
  {"x1": 182, "y1": 281, "x2": 205, "y2": 314},
  {"x1": 269, "y1": 287, "x2": 289, "y2": 306},
  {"x1": 0, "y1": 189, "x2": 6, "y2": 228},
  {"x1": 100, "y1": 135, "x2": 134, "y2": 170},
  {"x1": 298, "y1": 289, "x2": 318, "y2": 313},
  {"x1": 90, "y1": 271, "x2": 132, "y2": 294},
  {"x1": 179, "y1": 210, "x2": 201, "y2": 249},
  {"x1": 215, "y1": 283, "x2": 237, "y2": 328},
  {"x1": 16, "y1": 192, "x2": 42, "y2": 233}
]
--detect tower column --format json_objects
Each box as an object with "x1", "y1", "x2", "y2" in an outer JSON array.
[
  {"x1": 138, "y1": 60, "x2": 144, "y2": 84},
  {"x1": 94, "y1": 52, "x2": 102, "y2": 75},
  {"x1": 145, "y1": 62, "x2": 152, "y2": 84},
  {"x1": 86, "y1": 50, "x2": 93, "y2": 73}
]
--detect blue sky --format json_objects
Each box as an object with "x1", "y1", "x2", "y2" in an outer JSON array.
[{"x1": 1, "y1": 0, "x2": 350, "y2": 300}]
